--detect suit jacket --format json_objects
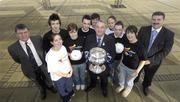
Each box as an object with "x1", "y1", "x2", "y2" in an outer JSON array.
[
  {"x1": 138, "y1": 25, "x2": 174, "y2": 66},
  {"x1": 84, "y1": 34, "x2": 116, "y2": 63},
  {"x1": 8, "y1": 35, "x2": 46, "y2": 79}
]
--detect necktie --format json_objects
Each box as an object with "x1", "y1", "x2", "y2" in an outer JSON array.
[
  {"x1": 97, "y1": 38, "x2": 101, "y2": 47},
  {"x1": 148, "y1": 30, "x2": 158, "y2": 51},
  {"x1": 25, "y1": 42, "x2": 38, "y2": 68}
]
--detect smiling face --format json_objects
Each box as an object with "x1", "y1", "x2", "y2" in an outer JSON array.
[
  {"x1": 16, "y1": 28, "x2": 30, "y2": 42},
  {"x1": 82, "y1": 19, "x2": 91, "y2": 31},
  {"x1": 50, "y1": 34, "x2": 63, "y2": 49},
  {"x1": 114, "y1": 25, "x2": 123, "y2": 37},
  {"x1": 126, "y1": 32, "x2": 137, "y2": 42},
  {"x1": 50, "y1": 20, "x2": 60, "y2": 33},
  {"x1": 69, "y1": 29, "x2": 78, "y2": 40},
  {"x1": 95, "y1": 21, "x2": 106, "y2": 37},
  {"x1": 107, "y1": 18, "x2": 116, "y2": 30},
  {"x1": 152, "y1": 15, "x2": 164, "y2": 29}
]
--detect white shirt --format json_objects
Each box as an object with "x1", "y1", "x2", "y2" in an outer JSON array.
[
  {"x1": 151, "y1": 26, "x2": 162, "y2": 34},
  {"x1": 96, "y1": 35, "x2": 104, "y2": 46},
  {"x1": 105, "y1": 28, "x2": 114, "y2": 35},
  {"x1": 19, "y1": 39, "x2": 42, "y2": 66},
  {"x1": 45, "y1": 46, "x2": 71, "y2": 81}
]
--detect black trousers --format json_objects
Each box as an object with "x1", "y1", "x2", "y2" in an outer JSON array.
[
  {"x1": 136, "y1": 64, "x2": 160, "y2": 88},
  {"x1": 143, "y1": 64, "x2": 160, "y2": 87},
  {"x1": 88, "y1": 66, "x2": 110, "y2": 90},
  {"x1": 34, "y1": 68, "x2": 47, "y2": 93}
]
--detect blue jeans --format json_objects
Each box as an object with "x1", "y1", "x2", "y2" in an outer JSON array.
[
  {"x1": 118, "y1": 63, "x2": 136, "y2": 89},
  {"x1": 112, "y1": 60, "x2": 120, "y2": 84},
  {"x1": 72, "y1": 63, "x2": 86, "y2": 85},
  {"x1": 54, "y1": 77, "x2": 73, "y2": 97}
]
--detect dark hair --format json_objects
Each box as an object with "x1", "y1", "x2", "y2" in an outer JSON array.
[
  {"x1": 115, "y1": 21, "x2": 124, "y2": 28},
  {"x1": 49, "y1": 33, "x2": 61, "y2": 42},
  {"x1": 152, "y1": 11, "x2": 165, "y2": 19},
  {"x1": 125, "y1": 25, "x2": 138, "y2": 36},
  {"x1": 67, "y1": 23, "x2": 78, "y2": 32},
  {"x1": 91, "y1": 13, "x2": 100, "y2": 20},
  {"x1": 107, "y1": 15, "x2": 117, "y2": 22},
  {"x1": 15, "y1": 24, "x2": 29, "y2": 32},
  {"x1": 48, "y1": 13, "x2": 61, "y2": 26},
  {"x1": 82, "y1": 14, "x2": 91, "y2": 22}
]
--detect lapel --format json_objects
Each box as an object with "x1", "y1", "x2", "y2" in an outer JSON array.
[
  {"x1": 146, "y1": 26, "x2": 152, "y2": 49},
  {"x1": 30, "y1": 37, "x2": 43, "y2": 60},
  {"x1": 95, "y1": 34, "x2": 106, "y2": 47},
  {"x1": 101, "y1": 35, "x2": 107, "y2": 47},
  {"x1": 149, "y1": 27, "x2": 164, "y2": 52},
  {"x1": 16, "y1": 41, "x2": 29, "y2": 58}
]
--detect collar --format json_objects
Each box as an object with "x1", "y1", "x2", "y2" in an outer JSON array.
[
  {"x1": 151, "y1": 26, "x2": 162, "y2": 33},
  {"x1": 114, "y1": 32, "x2": 124, "y2": 38},
  {"x1": 19, "y1": 38, "x2": 31, "y2": 45},
  {"x1": 81, "y1": 28, "x2": 89, "y2": 33},
  {"x1": 96, "y1": 35, "x2": 104, "y2": 40}
]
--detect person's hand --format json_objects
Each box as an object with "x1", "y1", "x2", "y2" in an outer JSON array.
[
  {"x1": 145, "y1": 60, "x2": 151, "y2": 65},
  {"x1": 124, "y1": 47, "x2": 130, "y2": 52},
  {"x1": 124, "y1": 47, "x2": 130, "y2": 55},
  {"x1": 69, "y1": 44, "x2": 76, "y2": 52},
  {"x1": 66, "y1": 70, "x2": 72, "y2": 78}
]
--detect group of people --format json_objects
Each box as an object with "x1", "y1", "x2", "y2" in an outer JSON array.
[{"x1": 8, "y1": 11, "x2": 174, "y2": 102}]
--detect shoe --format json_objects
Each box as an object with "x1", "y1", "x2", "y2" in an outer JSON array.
[
  {"x1": 102, "y1": 89, "x2": 108, "y2": 97},
  {"x1": 62, "y1": 95, "x2": 71, "y2": 102},
  {"x1": 81, "y1": 85, "x2": 85, "y2": 90},
  {"x1": 40, "y1": 89, "x2": 46, "y2": 100},
  {"x1": 115, "y1": 86, "x2": 124, "y2": 93},
  {"x1": 122, "y1": 88, "x2": 131, "y2": 97},
  {"x1": 85, "y1": 86, "x2": 95, "y2": 92},
  {"x1": 76, "y1": 85, "x2": 80, "y2": 90},
  {"x1": 143, "y1": 87, "x2": 149, "y2": 96}
]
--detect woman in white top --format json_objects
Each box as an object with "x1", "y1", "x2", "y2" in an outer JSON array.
[{"x1": 45, "y1": 33, "x2": 73, "y2": 102}]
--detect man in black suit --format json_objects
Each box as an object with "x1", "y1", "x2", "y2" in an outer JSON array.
[
  {"x1": 84, "y1": 20, "x2": 115, "y2": 97},
  {"x1": 138, "y1": 11, "x2": 174, "y2": 96},
  {"x1": 8, "y1": 24, "x2": 56, "y2": 99}
]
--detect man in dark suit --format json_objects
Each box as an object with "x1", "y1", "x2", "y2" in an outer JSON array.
[
  {"x1": 8, "y1": 24, "x2": 56, "y2": 99},
  {"x1": 84, "y1": 20, "x2": 116, "y2": 97},
  {"x1": 138, "y1": 11, "x2": 174, "y2": 96}
]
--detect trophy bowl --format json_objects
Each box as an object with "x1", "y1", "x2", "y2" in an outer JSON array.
[{"x1": 88, "y1": 47, "x2": 106, "y2": 74}]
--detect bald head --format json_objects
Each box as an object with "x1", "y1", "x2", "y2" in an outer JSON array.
[{"x1": 95, "y1": 20, "x2": 106, "y2": 37}]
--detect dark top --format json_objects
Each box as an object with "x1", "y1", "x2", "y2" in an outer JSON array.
[
  {"x1": 84, "y1": 34, "x2": 116, "y2": 64},
  {"x1": 43, "y1": 29, "x2": 69, "y2": 53},
  {"x1": 78, "y1": 28, "x2": 96, "y2": 46},
  {"x1": 64, "y1": 36, "x2": 86, "y2": 65},
  {"x1": 122, "y1": 41, "x2": 147, "y2": 70},
  {"x1": 138, "y1": 26, "x2": 174, "y2": 66},
  {"x1": 109, "y1": 33, "x2": 128, "y2": 60},
  {"x1": 8, "y1": 36, "x2": 46, "y2": 79}
]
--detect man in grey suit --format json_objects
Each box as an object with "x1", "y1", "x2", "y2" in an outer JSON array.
[
  {"x1": 8, "y1": 24, "x2": 56, "y2": 100},
  {"x1": 137, "y1": 11, "x2": 174, "y2": 96}
]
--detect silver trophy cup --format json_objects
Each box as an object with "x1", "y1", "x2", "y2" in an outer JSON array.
[{"x1": 88, "y1": 47, "x2": 106, "y2": 74}]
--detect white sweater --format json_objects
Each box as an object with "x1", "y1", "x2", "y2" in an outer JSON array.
[{"x1": 45, "y1": 46, "x2": 71, "y2": 81}]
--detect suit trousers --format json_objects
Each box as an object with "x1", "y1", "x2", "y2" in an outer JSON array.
[
  {"x1": 88, "y1": 65, "x2": 110, "y2": 90},
  {"x1": 32, "y1": 68, "x2": 47, "y2": 93},
  {"x1": 142, "y1": 64, "x2": 160, "y2": 87}
]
